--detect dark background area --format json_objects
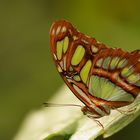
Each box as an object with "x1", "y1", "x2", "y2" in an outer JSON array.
[{"x1": 0, "y1": 0, "x2": 140, "y2": 140}]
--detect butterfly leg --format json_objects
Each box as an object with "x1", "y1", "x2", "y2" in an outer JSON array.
[
  {"x1": 86, "y1": 114, "x2": 104, "y2": 130},
  {"x1": 94, "y1": 119, "x2": 104, "y2": 130}
]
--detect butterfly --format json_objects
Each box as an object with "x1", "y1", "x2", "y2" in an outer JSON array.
[{"x1": 49, "y1": 20, "x2": 140, "y2": 120}]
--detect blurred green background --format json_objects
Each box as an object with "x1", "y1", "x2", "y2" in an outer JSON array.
[{"x1": 1, "y1": 0, "x2": 140, "y2": 140}]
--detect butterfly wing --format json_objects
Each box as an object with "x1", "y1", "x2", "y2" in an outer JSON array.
[
  {"x1": 50, "y1": 20, "x2": 140, "y2": 110},
  {"x1": 50, "y1": 20, "x2": 101, "y2": 107}
]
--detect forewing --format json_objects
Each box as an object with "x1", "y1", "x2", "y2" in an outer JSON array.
[{"x1": 49, "y1": 20, "x2": 107, "y2": 107}]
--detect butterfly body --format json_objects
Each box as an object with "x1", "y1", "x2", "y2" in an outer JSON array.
[{"x1": 50, "y1": 20, "x2": 140, "y2": 118}]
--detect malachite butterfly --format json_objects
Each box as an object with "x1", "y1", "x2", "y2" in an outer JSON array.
[{"x1": 49, "y1": 20, "x2": 140, "y2": 120}]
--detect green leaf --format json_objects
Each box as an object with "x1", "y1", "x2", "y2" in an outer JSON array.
[{"x1": 14, "y1": 85, "x2": 140, "y2": 140}]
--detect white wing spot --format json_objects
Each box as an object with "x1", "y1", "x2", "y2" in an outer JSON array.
[
  {"x1": 56, "y1": 26, "x2": 61, "y2": 35},
  {"x1": 53, "y1": 53, "x2": 57, "y2": 60},
  {"x1": 61, "y1": 26, "x2": 66, "y2": 33},
  {"x1": 85, "y1": 35, "x2": 90, "y2": 39},
  {"x1": 67, "y1": 78, "x2": 73, "y2": 83},
  {"x1": 51, "y1": 29, "x2": 55, "y2": 36},
  {"x1": 73, "y1": 35, "x2": 78, "y2": 41},
  {"x1": 57, "y1": 65, "x2": 62, "y2": 72},
  {"x1": 81, "y1": 39, "x2": 89, "y2": 44},
  {"x1": 68, "y1": 29, "x2": 72, "y2": 35},
  {"x1": 96, "y1": 40, "x2": 101, "y2": 44},
  {"x1": 59, "y1": 61, "x2": 64, "y2": 69},
  {"x1": 91, "y1": 45, "x2": 98, "y2": 53}
]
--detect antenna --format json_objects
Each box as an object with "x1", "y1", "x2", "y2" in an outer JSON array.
[{"x1": 43, "y1": 102, "x2": 82, "y2": 108}]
